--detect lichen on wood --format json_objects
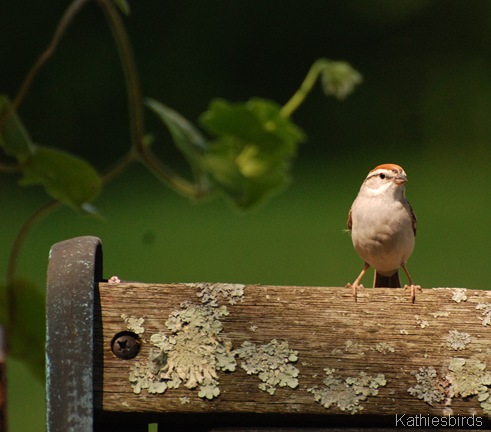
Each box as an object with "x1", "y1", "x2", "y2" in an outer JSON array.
[
  {"x1": 407, "y1": 366, "x2": 447, "y2": 405},
  {"x1": 446, "y1": 330, "x2": 471, "y2": 351},
  {"x1": 476, "y1": 302, "x2": 491, "y2": 326},
  {"x1": 235, "y1": 339, "x2": 299, "y2": 395},
  {"x1": 191, "y1": 282, "x2": 245, "y2": 306},
  {"x1": 121, "y1": 314, "x2": 145, "y2": 335},
  {"x1": 373, "y1": 342, "x2": 395, "y2": 354},
  {"x1": 128, "y1": 289, "x2": 238, "y2": 399},
  {"x1": 309, "y1": 368, "x2": 386, "y2": 414},
  {"x1": 407, "y1": 358, "x2": 491, "y2": 415},
  {"x1": 96, "y1": 283, "x2": 491, "y2": 418},
  {"x1": 451, "y1": 288, "x2": 468, "y2": 303},
  {"x1": 126, "y1": 282, "x2": 300, "y2": 401}
]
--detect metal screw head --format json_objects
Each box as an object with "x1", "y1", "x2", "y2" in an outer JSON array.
[{"x1": 111, "y1": 332, "x2": 141, "y2": 359}]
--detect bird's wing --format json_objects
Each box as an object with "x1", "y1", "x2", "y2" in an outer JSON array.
[{"x1": 408, "y1": 201, "x2": 417, "y2": 236}]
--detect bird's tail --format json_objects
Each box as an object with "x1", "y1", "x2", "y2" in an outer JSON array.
[{"x1": 374, "y1": 271, "x2": 401, "y2": 288}]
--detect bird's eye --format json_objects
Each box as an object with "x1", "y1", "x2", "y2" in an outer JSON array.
[{"x1": 379, "y1": 173, "x2": 386, "y2": 179}]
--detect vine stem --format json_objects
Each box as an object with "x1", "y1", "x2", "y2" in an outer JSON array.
[
  {"x1": 10, "y1": 0, "x2": 92, "y2": 115},
  {"x1": 280, "y1": 58, "x2": 329, "y2": 118},
  {"x1": 5, "y1": 200, "x2": 60, "y2": 342},
  {"x1": 97, "y1": 0, "x2": 199, "y2": 198},
  {"x1": 6, "y1": 201, "x2": 60, "y2": 287},
  {"x1": 96, "y1": 0, "x2": 144, "y2": 153},
  {"x1": 3, "y1": 0, "x2": 201, "y2": 286},
  {"x1": 3, "y1": 0, "x2": 94, "y2": 289}
]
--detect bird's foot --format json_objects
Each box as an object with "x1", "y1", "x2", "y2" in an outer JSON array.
[
  {"x1": 404, "y1": 284, "x2": 422, "y2": 304},
  {"x1": 346, "y1": 283, "x2": 364, "y2": 302}
]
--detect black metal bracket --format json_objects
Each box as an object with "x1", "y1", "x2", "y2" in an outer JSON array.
[{"x1": 46, "y1": 236, "x2": 102, "y2": 432}]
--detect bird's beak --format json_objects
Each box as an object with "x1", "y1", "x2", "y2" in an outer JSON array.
[{"x1": 394, "y1": 172, "x2": 407, "y2": 185}]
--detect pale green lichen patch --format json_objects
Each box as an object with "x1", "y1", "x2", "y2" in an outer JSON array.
[
  {"x1": 407, "y1": 366, "x2": 448, "y2": 405},
  {"x1": 408, "y1": 358, "x2": 491, "y2": 415},
  {"x1": 343, "y1": 340, "x2": 365, "y2": 354},
  {"x1": 121, "y1": 313, "x2": 145, "y2": 335},
  {"x1": 431, "y1": 311, "x2": 450, "y2": 318},
  {"x1": 127, "y1": 281, "x2": 301, "y2": 401},
  {"x1": 373, "y1": 342, "x2": 395, "y2": 354},
  {"x1": 447, "y1": 358, "x2": 491, "y2": 400},
  {"x1": 129, "y1": 299, "x2": 236, "y2": 399},
  {"x1": 451, "y1": 288, "x2": 467, "y2": 303},
  {"x1": 476, "y1": 303, "x2": 491, "y2": 326},
  {"x1": 235, "y1": 339, "x2": 299, "y2": 395},
  {"x1": 446, "y1": 330, "x2": 471, "y2": 350},
  {"x1": 309, "y1": 368, "x2": 386, "y2": 414},
  {"x1": 414, "y1": 315, "x2": 429, "y2": 329},
  {"x1": 130, "y1": 284, "x2": 244, "y2": 399},
  {"x1": 129, "y1": 360, "x2": 168, "y2": 394},
  {"x1": 191, "y1": 282, "x2": 245, "y2": 306}
]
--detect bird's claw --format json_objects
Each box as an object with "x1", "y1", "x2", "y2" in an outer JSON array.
[
  {"x1": 404, "y1": 284, "x2": 422, "y2": 304},
  {"x1": 346, "y1": 283, "x2": 364, "y2": 302}
]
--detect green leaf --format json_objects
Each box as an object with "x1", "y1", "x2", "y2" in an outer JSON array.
[
  {"x1": 3, "y1": 279, "x2": 45, "y2": 381},
  {"x1": 201, "y1": 137, "x2": 289, "y2": 208},
  {"x1": 0, "y1": 96, "x2": 101, "y2": 211},
  {"x1": 320, "y1": 60, "x2": 363, "y2": 100},
  {"x1": 0, "y1": 95, "x2": 35, "y2": 162},
  {"x1": 145, "y1": 98, "x2": 210, "y2": 191},
  {"x1": 199, "y1": 98, "x2": 305, "y2": 208},
  {"x1": 20, "y1": 146, "x2": 102, "y2": 210},
  {"x1": 145, "y1": 98, "x2": 208, "y2": 166}
]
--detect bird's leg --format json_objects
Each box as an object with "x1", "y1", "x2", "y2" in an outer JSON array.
[
  {"x1": 346, "y1": 263, "x2": 370, "y2": 302},
  {"x1": 401, "y1": 263, "x2": 422, "y2": 304}
]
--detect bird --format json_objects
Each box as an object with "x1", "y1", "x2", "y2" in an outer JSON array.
[{"x1": 346, "y1": 163, "x2": 420, "y2": 303}]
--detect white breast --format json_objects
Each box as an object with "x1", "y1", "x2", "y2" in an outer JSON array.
[{"x1": 350, "y1": 194, "x2": 415, "y2": 275}]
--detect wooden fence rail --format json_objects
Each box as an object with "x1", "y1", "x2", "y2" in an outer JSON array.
[{"x1": 47, "y1": 236, "x2": 491, "y2": 431}]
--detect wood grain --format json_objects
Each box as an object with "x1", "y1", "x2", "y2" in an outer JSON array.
[{"x1": 94, "y1": 283, "x2": 491, "y2": 422}]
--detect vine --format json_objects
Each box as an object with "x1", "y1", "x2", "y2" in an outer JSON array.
[{"x1": 0, "y1": 0, "x2": 362, "y2": 377}]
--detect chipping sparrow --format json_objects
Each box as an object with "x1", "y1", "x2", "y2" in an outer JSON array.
[{"x1": 346, "y1": 163, "x2": 420, "y2": 303}]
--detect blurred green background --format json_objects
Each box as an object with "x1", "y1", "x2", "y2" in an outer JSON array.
[{"x1": 2, "y1": 1, "x2": 491, "y2": 430}]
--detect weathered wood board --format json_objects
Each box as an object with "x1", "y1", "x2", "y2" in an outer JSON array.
[{"x1": 95, "y1": 283, "x2": 491, "y2": 424}]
